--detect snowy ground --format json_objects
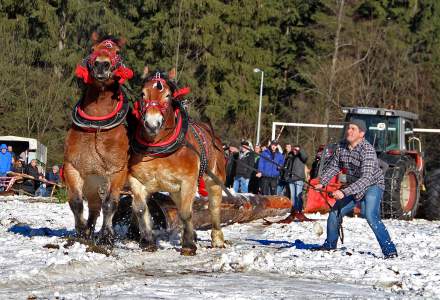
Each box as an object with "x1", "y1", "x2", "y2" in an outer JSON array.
[{"x1": 1, "y1": 196, "x2": 439, "y2": 299}]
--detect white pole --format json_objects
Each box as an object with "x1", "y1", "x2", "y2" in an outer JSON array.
[{"x1": 256, "y1": 71, "x2": 264, "y2": 145}]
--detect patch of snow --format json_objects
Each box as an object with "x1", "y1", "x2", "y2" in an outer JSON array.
[{"x1": 0, "y1": 196, "x2": 439, "y2": 299}]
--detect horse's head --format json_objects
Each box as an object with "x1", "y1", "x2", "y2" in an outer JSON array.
[
  {"x1": 75, "y1": 33, "x2": 133, "y2": 86},
  {"x1": 137, "y1": 68, "x2": 177, "y2": 136}
]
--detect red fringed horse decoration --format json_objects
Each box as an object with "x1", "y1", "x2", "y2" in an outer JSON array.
[
  {"x1": 128, "y1": 68, "x2": 226, "y2": 255},
  {"x1": 63, "y1": 34, "x2": 133, "y2": 243}
]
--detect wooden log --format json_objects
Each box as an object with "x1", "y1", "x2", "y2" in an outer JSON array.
[
  {"x1": 6, "y1": 171, "x2": 63, "y2": 188},
  {"x1": 113, "y1": 193, "x2": 292, "y2": 231}
]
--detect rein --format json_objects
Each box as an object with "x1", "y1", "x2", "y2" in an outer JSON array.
[{"x1": 245, "y1": 146, "x2": 344, "y2": 242}]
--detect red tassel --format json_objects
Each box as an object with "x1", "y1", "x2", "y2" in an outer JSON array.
[
  {"x1": 75, "y1": 65, "x2": 93, "y2": 84},
  {"x1": 198, "y1": 177, "x2": 208, "y2": 197},
  {"x1": 132, "y1": 101, "x2": 141, "y2": 120},
  {"x1": 59, "y1": 165, "x2": 64, "y2": 182},
  {"x1": 173, "y1": 87, "x2": 190, "y2": 99},
  {"x1": 114, "y1": 66, "x2": 134, "y2": 84}
]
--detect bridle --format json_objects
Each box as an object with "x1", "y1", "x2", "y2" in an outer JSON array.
[
  {"x1": 75, "y1": 39, "x2": 133, "y2": 85},
  {"x1": 133, "y1": 72, "x2": 188, "y2": 122},
  {"x1": 138, "y1": 74, "x2": 171, "y2": 118}
]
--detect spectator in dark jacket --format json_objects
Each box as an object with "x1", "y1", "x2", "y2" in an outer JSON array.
[
  {"x1": 233, "y1": 141, "x2": 255, "y2": 193},
  {"x1": 224, "y1": 143, "x2": 239, "y2": 188},
  {"x1": 256, "y1": 140, "x2": 284, "y2": 195},
  {"x1": 23, "y1": 159, "x2": 42, "y2": 194},
  {"x1": 248, "y1": 144, "x2": 262, "y2": 194},
  {"x1": 42, "y1": 165, "x2": 61, "y2": 196},
  {"x1": 277, "y1": 143, "x2": 292, "y2": 196},
  {"x1": 280, "y1": 145, "x2": 311, "y2": 222}
]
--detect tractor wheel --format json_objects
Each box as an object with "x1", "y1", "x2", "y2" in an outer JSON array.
[
  {"x1": 421, "y1": 169, "x2": 440, "y2": 220},
  {"x1": 382, "y1": 157, "x2": 420, "y2": 220}
]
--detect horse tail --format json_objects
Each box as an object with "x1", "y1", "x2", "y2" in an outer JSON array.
[{"x1": 83, "y1": 175, "x2": 109, "y2": 208}]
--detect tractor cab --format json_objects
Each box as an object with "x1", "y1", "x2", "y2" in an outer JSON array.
[{"x1": 341, "y1": 107, "x2": 420, "y2": 153}]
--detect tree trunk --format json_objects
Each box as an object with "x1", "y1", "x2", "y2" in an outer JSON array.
[{"x1": 321, "y1": 0, "x2": 345, "y2": 144}]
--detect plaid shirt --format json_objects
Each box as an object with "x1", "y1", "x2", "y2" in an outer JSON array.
[{"x1": 320, "y1": 139, "x2": 384, "y2": 200}]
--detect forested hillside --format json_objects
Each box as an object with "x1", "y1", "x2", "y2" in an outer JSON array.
[{"x1": 1, "y1": 0, "x2": 440, "y2": 165}]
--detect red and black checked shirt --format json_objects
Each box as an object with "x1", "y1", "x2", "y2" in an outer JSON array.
[{"x1": 320, "y1": 139, "x2": 385, "y2": 200}]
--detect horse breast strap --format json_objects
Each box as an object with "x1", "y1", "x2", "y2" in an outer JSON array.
[
  {"x1": 72, "y1": 89, "x2": 129, "y2": 131},
  {"x1": 131, "y1": 103, "x2": 190, "y2": 156}
]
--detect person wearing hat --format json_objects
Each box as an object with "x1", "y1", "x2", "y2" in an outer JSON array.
[
  {"x1": 256, "y1": 140, "x2": 284, "y2": 195},
  {"x1": 313, "y1": 119, "x2": 398, "y2": 259},
  {"x1": 0, "y1": 144, "x2": 12, "y2": 177},
  {"x1": 232, "y1": 140, "x2": 255, "y2": 193}
]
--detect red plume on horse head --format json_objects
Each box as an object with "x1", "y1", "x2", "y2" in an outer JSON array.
[{"x1": 75, "y1": 32, "x2": 133, "y2": 85}]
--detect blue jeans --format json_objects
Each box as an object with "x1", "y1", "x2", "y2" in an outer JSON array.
[
  {"x1": 323, "y1": 185, "x2": 397, "y2": 256},
  {"x1": 276, "y1": 180, "x2": 287, "y2": 196},
  {"x1": 35, "y1": 185, "x2": 46, "y2": 197},
  {"x1": 289, "y1": 181, "x2": 304, "y2": 212},
  {"x1": 233, "y1": 177, "x2": 250, "y2": 193}
]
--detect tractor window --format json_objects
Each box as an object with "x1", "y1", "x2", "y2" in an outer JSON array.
[
  {"x1": 404, "y1": 120, "x2": 415, "y2": 151},
  {"x1": 345, "y1": 115, "x2": 399, "y2": 152},
  {"x1": 385, "y1": 117, "x2": 399, "y2": 150}
]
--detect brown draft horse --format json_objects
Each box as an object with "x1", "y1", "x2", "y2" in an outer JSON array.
[
  {"x1": 128, "y1": 68, "x2": 226, "y2": 255},
  {"x1": 63, "y1": 34, "x2": 133, "y2": 243}
]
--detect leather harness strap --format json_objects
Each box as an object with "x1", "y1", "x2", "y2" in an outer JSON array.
[
  {"x1": 131, "y1": 103, "x2": 189, "y2": 156},
  {"x1": 72, "y1": 89, "x2": 129, "y2": 132}
]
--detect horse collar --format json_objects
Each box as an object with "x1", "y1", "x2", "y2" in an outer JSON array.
[
  {"x1": 72, "y1": 89, "x2": 129, "y2": 132},
  {"x1": 132, "y1": 106, "x2": 189, "y2": 156}
]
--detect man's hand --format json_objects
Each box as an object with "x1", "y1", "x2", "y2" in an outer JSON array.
[
  {"x1": 332, "y1": 190, "x2": 345, "y2": 200},
  {"x1": 256, "y1": 172, "x2": 262, "y2": 178},
  {"x1": 229, "y1": 146, "x2": 239, "y2": 153},
  {"x1": 314, "y1": 183, "x2": 323, "y2": 190}
]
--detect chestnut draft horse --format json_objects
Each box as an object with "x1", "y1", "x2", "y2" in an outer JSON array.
[
  {"x1": 129, "y1": 69, "x2": 226, "y2": 255},
  {"x1": 63, "y1": 35, "x2": 133, "y2": 243}
]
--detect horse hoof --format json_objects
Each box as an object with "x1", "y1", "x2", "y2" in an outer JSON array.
[
  {"x1": 97, "y1": 235, "x2": 114, "y2": 246},
  {"x1": 181, "y1": 247, "x2": 197, "y2": 256},
  {"x1": 140, "y1": 239, "x2": 157, "y2": 252},
  {"x1": 211, "y1": 230, "x2": 225, "y2": 248}
]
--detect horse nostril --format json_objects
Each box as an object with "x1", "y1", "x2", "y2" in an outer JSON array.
[{"x1": 94, "y1": 61, "x2": 111, "y2": 71}]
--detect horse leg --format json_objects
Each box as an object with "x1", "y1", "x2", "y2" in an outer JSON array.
[
  {"x1": 128, "y1": 176, "x2": 157, "y2": 252},
  {"x1": 172, "y1": 182, "x2": 197, "y2": 256},
  {"x1": 99, "y1": 170, "x2": 126, "y2": 245},
  {"x1": 64, "y1": 163, "x2": 87, "y2": 238},
  {"x1": 205, "y1": 177, "x2": 225, "y2": 248}
]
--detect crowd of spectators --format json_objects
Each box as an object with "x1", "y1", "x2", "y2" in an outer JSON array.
[
  {"x1": 224, "y1": 139, "x2": 315, "y2": 221},
  {"x1": 0, "y1": 144, "x2": 61, "y2": 196}
]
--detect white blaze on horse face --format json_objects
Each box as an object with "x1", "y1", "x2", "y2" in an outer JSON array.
[
  {"x1": 142, "y1": 87, "x2": 164, "y2": 133},
  {"x1": 145, "y1": 110, "x2": 163, "y2": 133}
]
